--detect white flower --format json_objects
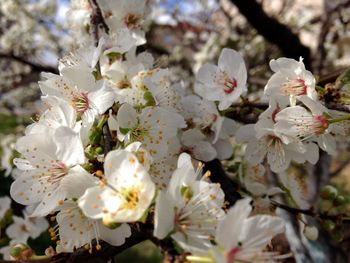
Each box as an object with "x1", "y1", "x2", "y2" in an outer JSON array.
[
  {"x1": 278, "y1": 172, "x2": 310, "y2": 210},
  {"x1": 1, "y1": 135, "x2": 16, "y2": 177},
  {"x1": 54, "y1": 201, "x2": 131, "y2": 252},
  {"x1": 98, "y1": 0, "x2": 148, "y2": 46},
  {"x1": 148, "y1": 138, "x2": 180, "y2": 190},
  {"x1": 6, "y1": 214, "x2": 49, "y2": 243},
  {"x1": 212, "y1": 117, "x2": 238, "y2": 160},
  {"x1": 194, "y1": 48, "x2": 247, "y2": 110},
  {"x1": 39, "y1": 65, "x2": 115, "y2": 125},
  {"x1": 0, "y1": 196, "x2": 11, "y2": 219},
  {"x1": 116, "y1": 103, "x2": 186, "y2": 158},
  {"x1": 181, "y1": 95, "x2": 223, "y2": 142},
  {"x1": 154, "y1": 153, "x2": 225, "y2": 252},
  {"x1": 124, "y1": 141, "x2": 153, "y2": 171},
  {"x1": 59, "y1": 37, "x2": 105, "y2": 72},
  {"x1": 265, "y1": 57, "x2": 317, "y2": 107},
  {"x1": 78, "y1": 149, "x2": 155, "y2": 224},
  {"x1": 239, "y1": 163, "x2": 283, "y2": 214},
  {"x1": 10, "y1": 127, "x2": 96, "y2": 217},
  {"x1": 236, "y1": 99, "x2": 319, "y2": 172},
  {"x1": 240, "y1": 163, "x2": 282, "y2": 197},
  {"x1": 180, "y1": 129, "x2": 217, "y2": 162},
  {"x1": 102, "y1": 50, "x2": 153, "y2": 106},
  {"x1": 143, "y1": 69, "x2": 183, "y2": 112},
  {"x1": 274, "y1": 96, "x2": 336, "y2": 155},
  {"x1": 237, "y1": 126, "x2": 318, "y2": 172},
  {"x1": 207, "y1": 198, "x2": 285, "y2": 263},
  {"x1": 25, "y1": 98, "x2": 78, "y2": 135}
]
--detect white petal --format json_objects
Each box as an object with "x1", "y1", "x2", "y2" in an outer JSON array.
[
  {"x1": 240, "y1": 215, "x2": 285, "y2": 250},
  {"x1": 153, "y1": 191, "x2": 175, "y2": 239},
  {"x1": 216, "y1": 198, "x2": 252, "y2": 250},
  {"x1": 54, "y1": 126, "x2": 85, "y2": 166},
  {"x1": 99, "y1": 222, "x2": 131, "y2": 246}
]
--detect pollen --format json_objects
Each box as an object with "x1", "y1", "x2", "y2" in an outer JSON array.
[{"x1": 95, "y1": 170, "x2": 103, "y2": 177}]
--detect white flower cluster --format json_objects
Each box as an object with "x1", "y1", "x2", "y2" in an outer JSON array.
[
  {"x1": 237, "y1": 57, "x2": 347, "y2": 173},
  {"x1": 3, "y1": 0, "x2": 307, "y2": 261}
]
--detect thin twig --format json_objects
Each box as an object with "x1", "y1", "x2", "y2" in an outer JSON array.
[{"x1": 0, "y1": 53, "x2": 58, "y2": 74}]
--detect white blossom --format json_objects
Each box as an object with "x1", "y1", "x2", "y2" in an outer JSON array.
[
  {"x1": 10, "y1": 127, "x2": 96, "y2": 217},
  {"x1": 78, "y1": 149, "x2": 155, "y2": 224},
  {"x1": 195, "y1": 48, "x2": 247, "y2": 110},
  {"x1": 265, "y1": 57, "x2": 317, "y2": 106},
  {"x1": 154, "y1": 153, "x2": 225, "y2": 252},
  {"x1": 55, "y1": 201, "x2": 131, "y2": 253}
]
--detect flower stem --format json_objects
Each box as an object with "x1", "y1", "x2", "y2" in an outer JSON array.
[
  {"x1": 328, "y1": 114, "x2": 350, "y2": 124},
  {"x1": 97, "y1": 114, "x2": 109, "y2": 130}
]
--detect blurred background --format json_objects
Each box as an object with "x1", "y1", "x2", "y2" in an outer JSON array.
[{"x1": 1, "y1": 0, "x2": 350, "y2": 262}]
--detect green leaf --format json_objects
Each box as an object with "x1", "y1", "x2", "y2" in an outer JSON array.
[
  {"x1": 119, "y1": 127, "x2": 130, "y2": 135},
  {"x1": 336, "y1": 67, "x2": 350, "y2": 89}
]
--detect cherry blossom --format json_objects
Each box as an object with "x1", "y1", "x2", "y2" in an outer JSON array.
[
  {"x1": 265, "y1": 57, "x2": 317, "y2": 107},
  {"x1": 195, "y1": 48, "x2": 247, "y2": 110},
  {"x1": 10, "y1": 127, "x2": 96, "y2": 217},
  {"x1": 78, "y1": 149, "x2": 155, "y2": 224},
  {"x1": 154, "y1": 153, "x2": 225, "y2": 252}
]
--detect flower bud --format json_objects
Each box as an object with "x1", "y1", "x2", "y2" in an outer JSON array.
[
  {"x1": 332, "y1": 228, "x2": 344, "y2": 242},
  {"x1": 303, "y1": 225, "x2": 319, "y2": 241},
  {"x1": 95, "y1": 146, "x2": 104, "y2": 155},
  {"x1": 10, "y1": 244, "x2": 33, "y2": 260},
  {"x1": 322, "y1": 219, "x2": 336, "y2": 232},
  {"x1": 334, "y1": 195, "x2": 347, "y2": 206},
  {"x1": 320, "y1": 185, "x2": 338, "y2": 200}
]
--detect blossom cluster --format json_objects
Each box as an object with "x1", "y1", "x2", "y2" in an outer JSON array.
[
  {"x1": 237, "y1": 58, "x2": 349, "y2": 173},
  {"x1": 2, "y1": 0, "x2": 350, "y2": 262}
]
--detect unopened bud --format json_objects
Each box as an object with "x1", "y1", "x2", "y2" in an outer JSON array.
[
  {"x1": 303, "y1": 225, "x2": 319, "y2": 241},
  {"x1": 95, "y1": 146, "x2": 104, "y2": 155},
  {"x1": 334, "y1": 195, "x2": 347, "y2": 206},
  {"x1": 322, "y1": 219, "x2": 336, "y2": 232},
  {"x1": 320, "y1": 185, "x2": 338, "y2": 201},
  {"x1": 332, "y1": 228, "x2": 344, "y2": 242},
  {"x1": 10, "y1": 244, "x2": 33, "y2": 260},
  {"x1": 45, "y1": 246, "x2": 56, "y2": 257}
]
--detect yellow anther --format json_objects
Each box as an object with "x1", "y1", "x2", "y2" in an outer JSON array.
[{"x1": 95, "y1": 170, "x2": 103, "y2": 177}]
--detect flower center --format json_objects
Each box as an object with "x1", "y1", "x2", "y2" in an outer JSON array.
[
  {"x1": 72, "y1": 92, "x2": 89, "y2": 113},
  {"x1": 313, "y1": 115, "x2": 329, "y2": 134},
  {"x1": 124, "y1": 13, "x2": 140, "y2": 29},
  {"x1": 116, "y1": 79, "x2": 131, "y2": 89},
  {"x1": 120, "y1": 187, "x2": 140, "y2": 209},
  {"x1": 223, "y1": 77, "x2": 237, "y2": 94},
  {"x1": 271, "y1": 105, "x2": 281, "y2": 123},
  {"x1": 281, "y1": 78, "x2": 308, "y2": 96},
  {"x1": 226, "y1": 246, "x2": 241, "y2": 263},
  {"x1": 47, "y1": 162, "x2": 68, "y2": 184},
  {"x1": 20, "y1": 224, "x2": 28, "y2": 233}
]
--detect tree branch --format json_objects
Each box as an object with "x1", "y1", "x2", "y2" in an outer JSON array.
[
  {"x1": 228, "y1": 0, "x2": 312, "y2": 69},
  {"x1": 0, "y1": 53, "x2": 58, "y2": 74}
]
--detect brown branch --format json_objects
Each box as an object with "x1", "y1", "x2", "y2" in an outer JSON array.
[
  {"x1": 228, "y1": 0, "x2": 312, "y2": 69},
  {"x1": 88, "y1": 0, "x2": 109, "y2": 46},
  {"x1": 0, "y1": 53, "x2": 58, "y2": 74}
]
